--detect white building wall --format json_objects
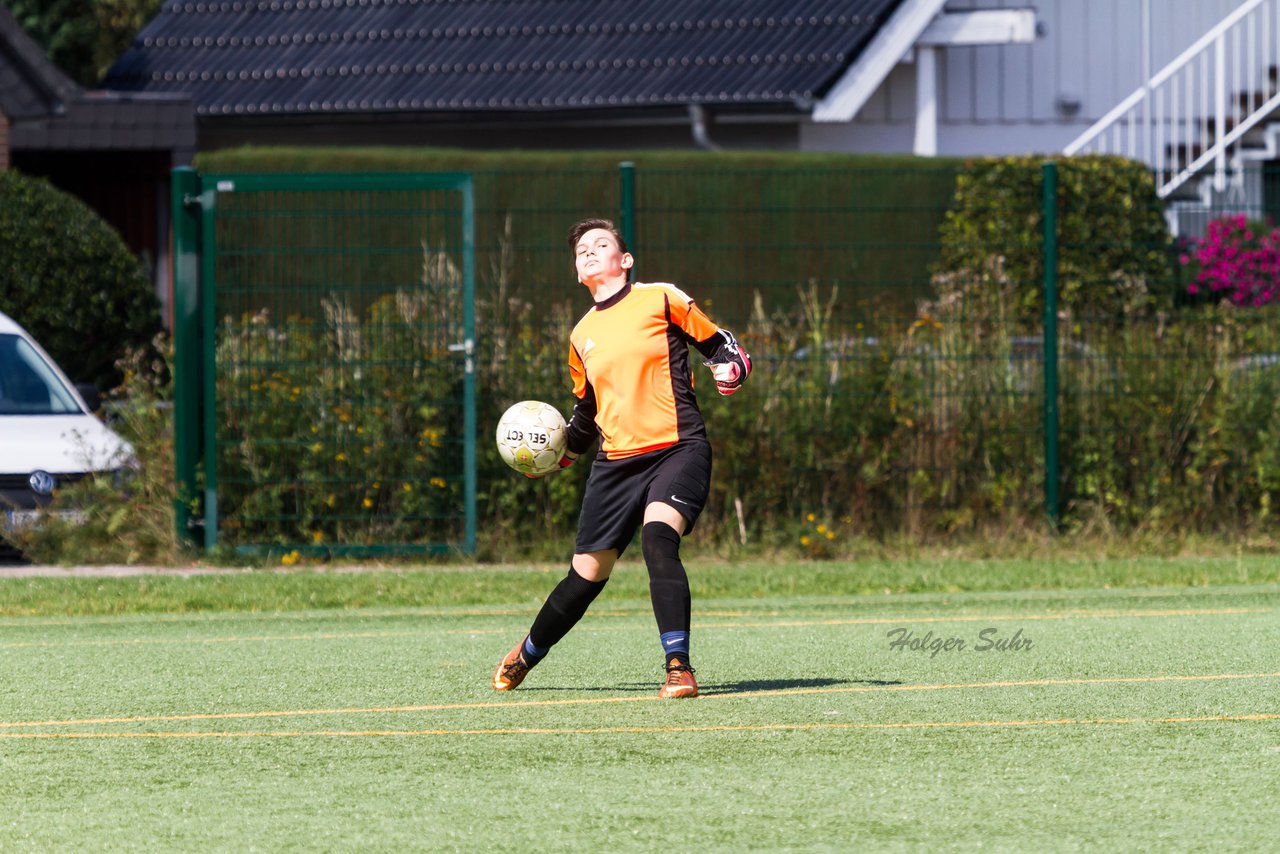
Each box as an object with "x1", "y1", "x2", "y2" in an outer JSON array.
[{"x1": 800, "y1": 0, "x2": 1252, "y2": 155}]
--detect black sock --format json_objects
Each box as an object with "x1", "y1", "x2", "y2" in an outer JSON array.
[
  {"x1": 642, "y1": 521, "x2": 691, "y2": 667},
  {"x1": 526, "y1": 567, "x2": 609, "y2": 661}
]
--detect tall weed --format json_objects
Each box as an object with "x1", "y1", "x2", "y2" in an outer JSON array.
[{"x1": 22, "y1": 274, "x2": 1280, "y2": 562}]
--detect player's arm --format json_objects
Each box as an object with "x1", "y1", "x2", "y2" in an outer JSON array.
[
  {"x1": 525, "y1": 351, "x2": 596, "y2": 479},
  {"x1": 694, "y1": 328, "x2": 752, "y2": 395},
  {"x1": 563, "y1": 389, "x2": 597, "y2": 462},
  {"x1": 561, "y1": 342, "x2": 601, "y2": 465},
  {"x1": 680, "y1": 295, "x2": 747, "y2": 396}
]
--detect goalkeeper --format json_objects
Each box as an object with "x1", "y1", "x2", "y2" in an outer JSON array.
[{"x1": 493, "y1": 217, "x2": 751, "y2": 699}]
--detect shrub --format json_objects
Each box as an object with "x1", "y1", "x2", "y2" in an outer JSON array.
[
  {"x1": 1056, "y1": 309, "x2": 1280, "y2": 529},
  {"x1": 934, "y1": 156, "x2": 1174, "y2": 325},
  {"x1": 0, "y1": 171, "x2": 159, "y2": 390},
  {"x1": 215, "y1": 303, "x2": 464, "y2": 550},
  {"x1": 1179, "y1": 214, "x2": 1280, "y2": 307}
]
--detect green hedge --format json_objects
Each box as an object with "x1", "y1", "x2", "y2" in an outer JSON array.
[
  {"x1": 934, "y1": 155, "x2": 1174, "y2": 324},
  {"x1": 196, "y1": 147, "x2": 964, "y2": 325},
  {"x1": 0, "y1": 171, "x2": 159, "y2": 389}
]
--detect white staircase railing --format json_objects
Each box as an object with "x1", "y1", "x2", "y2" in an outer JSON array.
[{"x1": 1064, "y1": 0, "x2": 1280, "y2": 198}]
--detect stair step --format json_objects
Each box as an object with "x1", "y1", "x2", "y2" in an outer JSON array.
[
  {"x1": 1164, "y1": 142, "x2": 1249, "y2": 158},
  {"x1": 1163, "y1": 182, "x2": 1203, "y2": 202},
  {"x1": 1236, "y1": 88, "x2": 1280, "y2": 112},
  {"x1": 1205, "y1": 115, "x2": 1245, "y2": 135},
  {"x1": 1164, "y1": 97, "x2": 1280, "y2": 161},
  {"x1": 1166, "y1": 143, "x2": 1207, "y2": 162}
]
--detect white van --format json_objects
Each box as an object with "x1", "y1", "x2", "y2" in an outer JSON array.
[{"x1": 0, "y1": 310, "x2": 132, "y2": 531}]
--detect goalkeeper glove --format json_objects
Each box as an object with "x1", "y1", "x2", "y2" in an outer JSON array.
[
  {"x1": 703, "y1": 331, "x2": 752, "y2": 395},
  {"x1": 524, "y1": 450, "x2": 579, "y2": 479}
]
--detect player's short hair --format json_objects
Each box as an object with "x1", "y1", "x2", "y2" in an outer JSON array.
[{"x1": 568, "y1": 218, "x2": 628, "y2": 255}]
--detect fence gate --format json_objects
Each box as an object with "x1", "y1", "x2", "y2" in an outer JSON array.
[{"x1": 172, "y1": 170, "x2": 477, "y2": 556}]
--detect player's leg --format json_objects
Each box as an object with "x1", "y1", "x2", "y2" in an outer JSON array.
[
  {"x1": 570, "y1": 549, "x2": 616, "y2": 581},
  {"x1": 642, "y1": 503, "x2": 689, "y2": 664},
  {"x1": 494, "y1": 457, "x2": 641, "y2": 691},
  {"x1": 493, "y1": 550, "x2": 616, "y2": 691},
  {"x1": 526, "y1": 548, "x2": 616, "y2": 654},
  {"x1": 643, "y1": 441, "x2": 711, "y2": 699}
]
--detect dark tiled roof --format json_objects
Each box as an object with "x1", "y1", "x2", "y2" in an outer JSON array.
[
  {"x1": 0, "y1": 2, "x2": 79, "y2": 120},
  {"x1": 8, "y1": 92, "x2": 198, "y2": 150},
  {"x1": 0, "y1": 2, "x2": 195, "y2": 151},
  {"x1": 104, "y1": 0, "x2": 907, "y2": 117}
]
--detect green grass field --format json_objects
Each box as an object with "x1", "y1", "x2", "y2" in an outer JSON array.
[{"x1": 1, "y1": 561, "x2": 1278, "y2": 850}]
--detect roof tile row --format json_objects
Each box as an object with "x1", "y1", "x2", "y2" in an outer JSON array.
[{"x1": 105, "y1": 0, "x2": 906, "y2": 116}]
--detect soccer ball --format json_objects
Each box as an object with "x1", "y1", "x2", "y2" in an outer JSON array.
[{"x1": 496, "y1": 400, "x2": 568, "y2": 476}]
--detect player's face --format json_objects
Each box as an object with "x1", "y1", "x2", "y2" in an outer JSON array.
[{"x1": 574, "y1": 228, "x2": 632, "y2": 284}]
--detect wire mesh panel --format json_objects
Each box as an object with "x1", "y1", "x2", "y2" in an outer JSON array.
[
  {"x1": 633, "y1": 165, "x2": 960, "y2": 326},
  {"x1": 630, "y1": 164, "x2": 1024, "y2": 539},
  {"x1": 203, "y1": 173, "x2": 475, "y2": 555},
  {"x1": 439, "y1": 162, "x2": 991, "y2": 545},
  {"x1": 175, "y1": 155, "x2": 1280, "y2": 550}
]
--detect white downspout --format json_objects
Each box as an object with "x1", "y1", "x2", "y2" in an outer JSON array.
[
  {"x1": 689, "y1": 104, "x2": 720, "y2": 151},
  {"x1": 1141, "y1": 0, "x2": 1152, "y2": 163},
  {"x1": 913, "y1": 46, "x2": 939, "y2": 156}
]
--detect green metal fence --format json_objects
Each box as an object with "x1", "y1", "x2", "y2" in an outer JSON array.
[
  {"x1": 173, "y1": 169, "x2": 477, "y2": 556},
  {"x1": 173, "y1": 157, "x2": 1280, "y2": 554}
]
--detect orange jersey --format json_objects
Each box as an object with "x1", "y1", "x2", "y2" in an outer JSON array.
[{"x1": 567, "y1": 282, "x2": 723, "y2": 460}]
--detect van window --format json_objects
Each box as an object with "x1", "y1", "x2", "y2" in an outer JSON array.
[{"x1": 0, "y1": 333, "x2": 82, "y2": 416}]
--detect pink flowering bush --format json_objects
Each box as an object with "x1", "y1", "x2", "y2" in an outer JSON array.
[{"x1": 1179, "y1": 214, "x2": 1280, "y2": 306}]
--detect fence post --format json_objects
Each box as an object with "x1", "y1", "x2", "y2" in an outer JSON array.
[
  {"x1": 460, "y1": 175, "x2": 478, "y2": 556},
  {"x1": 199, "y1": 184, "x2": 219, "y2": 550},
  {"x1": 619, "y1": 161, "x2": 636, "y2": 281},
  {"x1": 1042, "y1": 161, "x2": 1062, "y2": 528},
  {"x1": 170, "y1": 167, "x2": 202, "y2": 547}
]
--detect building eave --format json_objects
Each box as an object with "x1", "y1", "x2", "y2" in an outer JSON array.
[{"x1": 811, "y1": 0, "x2": 948, "y2": 122}]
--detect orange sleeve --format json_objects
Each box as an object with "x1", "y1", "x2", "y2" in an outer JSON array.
[{"x1": 664, "y1": 287, "x2": 721, "y2": 343}]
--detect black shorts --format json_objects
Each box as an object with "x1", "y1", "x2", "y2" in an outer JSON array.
[{"x1": 575, "y1": 439, "x2": 713, "y2": 556}]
